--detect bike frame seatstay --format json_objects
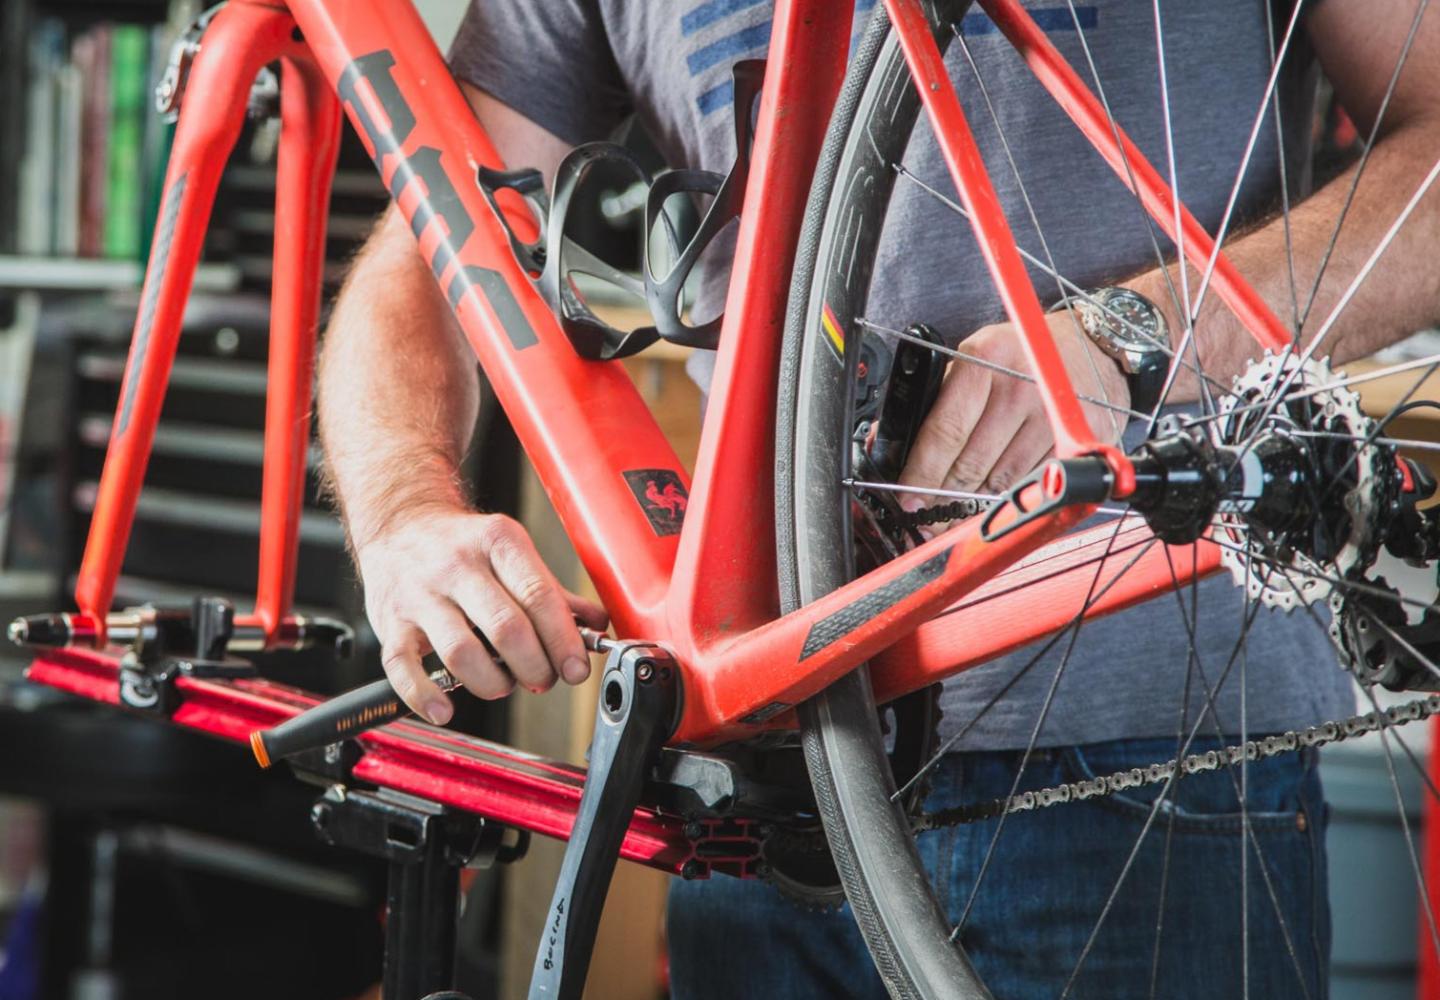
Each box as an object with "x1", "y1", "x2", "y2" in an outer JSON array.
[
  {"x1": 256, "y1": 55, "x2": 343, "y2": 636},
  {"x1": 885, "y1": 0, "x2": 1110, "y2": 463},
  {"x1": 976, "y1": 0, "x2": 1292, "y2": 354},
  {"x1": 74, "y1": 2, "x2": 313, "y2": 641}
]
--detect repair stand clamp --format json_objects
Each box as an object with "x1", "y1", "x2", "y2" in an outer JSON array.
[{"x1": 312, "y1": 784, "x2": 526, "y2": 1000}]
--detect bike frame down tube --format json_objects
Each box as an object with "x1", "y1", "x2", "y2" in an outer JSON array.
[{"x1": 71, "y1": 0, "x2": 1266, "y2": 747}]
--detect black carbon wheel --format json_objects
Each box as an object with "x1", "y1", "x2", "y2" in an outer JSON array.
[{"x1": 776, "y1": 3, "x2": 988, "y2": 998}]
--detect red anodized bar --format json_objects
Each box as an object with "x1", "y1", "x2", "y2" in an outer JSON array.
[{"x1": 25, "y1": 647, "x2": 693, "y2": 874}]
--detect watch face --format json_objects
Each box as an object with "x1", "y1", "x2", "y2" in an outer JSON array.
[{"x1": 1097, "y1": 289, "x2": 1162, "y2": 349}]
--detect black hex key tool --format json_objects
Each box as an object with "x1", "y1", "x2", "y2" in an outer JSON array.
[{"x1": 249, "y1": 626, "x2": 615, "y2": 767}]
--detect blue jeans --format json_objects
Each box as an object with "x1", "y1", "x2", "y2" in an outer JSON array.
[{"x1": 668, "y1": 737, "x2": 1330, "y2": 999}]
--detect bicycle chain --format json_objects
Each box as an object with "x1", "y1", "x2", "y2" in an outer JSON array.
[
  {"x1": 912, "y1": 693, "x2": 1440, "y2": 830},
  {"x1": 898, "y1": 498, "x2": 992, "y2": 532}
]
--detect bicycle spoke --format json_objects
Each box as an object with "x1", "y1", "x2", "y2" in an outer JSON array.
[
  {"x1": 1148, "y1": 0, "x2": 1214, "y2": 423},
  {"x1": 1391, "y1": 725, "x2": 1440, "y2": 809},
  {"x1": 845, "y1": 479, "x2": 1000, "y2": 504},
  {"x1": 1147, "y1": 546, "x2": 1204, "y2": 998},
  {"x1": 1288, "y1": 428, "x2": 1440, "y2": 454},
  {"x1": 1178, "y1": 352, "x2": 1440, "y2": 432},
  {"x1": 1314, "y1": 359, "x2": 1440, "y2": 506},
  {"x1": 1206, "y1": 533, "x2": 1440, "y2": 633},
  {"x1": 953, "y1": 26, "x2": 1122, "y2": 440},
  {"x1": 1243, "y1": 154, "x2": 1440, "y2": 437},
  {"x1": 844, "y1": 476, "x2": 1136, "y2": 519},
  {"x1": 1185, "y1": 0, "x2": 1308, "y2": 327},
  {"x1": 1058, "y1": 594, "x2": 1269, "y2": 997},
  {"x1": 1101, "y1": 547, "x2": 1314, "y2": 999},
  {"x1": 1238, "y1": 555, "x2": 1253, "y2": 998},
  {"x1": 950, "y1": 594, "x2": 1091, "y2": 939},
  {"x1": 1055, "y1": 0, "x2": 1193, "y2": 338},
  {"x1": 1263, "y1": 0, "x2": 1302, "y2": 333},
  {"x1": 947, "y1": 520, "x2": 1144, "y2": 937},
  {"x1": 892, "y1": 521, "x2": 1152, "y2": 802},
  {"x1": 884, "y1": 170, "x2": 1232, "y2": 400}
]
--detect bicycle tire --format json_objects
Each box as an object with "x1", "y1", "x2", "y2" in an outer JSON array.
[{"x1": 777, "y1": 3, "x2": 988, "y2": 998}]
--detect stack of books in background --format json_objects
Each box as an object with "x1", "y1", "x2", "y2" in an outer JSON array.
[{"x1": 16, "y1": 17, "x2": 174, "y2": 261}]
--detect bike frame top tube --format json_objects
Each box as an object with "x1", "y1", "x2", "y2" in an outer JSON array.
[{"x1": 72, "y1": 0, "x2": 1286, "y2": 747}]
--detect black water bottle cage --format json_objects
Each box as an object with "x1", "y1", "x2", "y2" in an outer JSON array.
[{"x1": 476, "y1": 61, "x2": 763, "y2": 362}]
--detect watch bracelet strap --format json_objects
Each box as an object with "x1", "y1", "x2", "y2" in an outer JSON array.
[
  {"x1": 1126, "y1": 356, "x2": 1168, "y2": 416},
  {"x1": 1049, "y1": 293, "x2": 1167, "y2": 418}
]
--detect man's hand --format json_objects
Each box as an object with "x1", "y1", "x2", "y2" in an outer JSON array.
[
  {"x1": 318, "y1": 82, "x2": 596, "y2": 727},
  {"x1": 898, "y1": 311, "x2": 1130, "y2": 511},
  {"x1": 355, "y1": 505, "x2": 608, "y2": 726}
]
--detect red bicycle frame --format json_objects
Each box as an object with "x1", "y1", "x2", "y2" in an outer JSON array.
[
  {"x1": 56, "y1": 0, "x2": 1282, "y2": 748},
  {"x1": 36, "y1": 0, "x2": 1319, "y2": 854}
]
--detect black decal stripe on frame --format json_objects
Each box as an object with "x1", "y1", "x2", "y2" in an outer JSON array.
[
  {"x1": 449, "y1": 266, "x2": 539, "y2": 351},
  {"x1": 740, "y1": 701, "x2": 793, "y2": 726},
  {"x1": 116, "y1": 172, "x2": 188, "y2": 437},
  {"x1": 799, "y1": 550, "x2": 950, "y2": 659}
]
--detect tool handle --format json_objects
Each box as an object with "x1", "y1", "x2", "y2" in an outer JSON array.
[
  {"x1": 250, "y1": 626, "x2": 610, "y2": 767},
  {"x1": 249, "y1": 670, "x2": 453, "y2": 768}
]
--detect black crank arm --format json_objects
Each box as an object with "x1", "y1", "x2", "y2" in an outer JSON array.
[{"x1": 528, "y1": 642, "x2": 679, "y2": 1000}]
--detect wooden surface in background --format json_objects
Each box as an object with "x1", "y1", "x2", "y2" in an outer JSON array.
[{"x1": 1342, "y1": 356, "x2": 1440, "y2": 481}]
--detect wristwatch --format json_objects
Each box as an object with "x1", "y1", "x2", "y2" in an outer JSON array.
[{"x1": 1064, "y1": 287, "x2": 1171, "y2": 416}]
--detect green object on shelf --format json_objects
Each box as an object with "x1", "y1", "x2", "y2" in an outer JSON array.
[{"x1": 104, "y1": 25, "x2": 148, "y2": 263}]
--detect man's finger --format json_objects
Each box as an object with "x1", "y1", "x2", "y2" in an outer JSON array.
[
  {"x1": 980, "y1": 412, "x2": 1054, "y2": 495},
  {"x1": 565, "y1": 590, "x2": 609, "y2": 631},
  {"x1": 488, "y1": 531, "x2": 593, "y2": 686},
  {"x1": 418, "y1": 602, "x2": 518, "y2": 700},
  {"x1": 939, "y1": 394, "x2": 1027, "y2": 495},
  {"x1": 899, "y1": 363, "x2": 991, "y2": 503},
  {"x1": 381, "y1": 624, "x2": 453, "y2": 725},
  {"x1": 453, "y1": 570, "x2": 553, "y2": 692}
]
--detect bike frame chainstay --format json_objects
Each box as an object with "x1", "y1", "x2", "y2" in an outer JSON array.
[{"x1": 64, "y1": 0, "x2": 1294, "y2": 746}]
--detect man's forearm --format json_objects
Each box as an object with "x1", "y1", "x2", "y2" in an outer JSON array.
[
  {"x1": 317, "y1": 208, "x2": 481, "y2": 551},
  {"x1": 1130, "y1": 115, "x2": 1440, "y2": 401}
]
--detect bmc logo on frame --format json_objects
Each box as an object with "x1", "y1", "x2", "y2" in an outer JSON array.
[{"x1": 623, "y1": 469, "x2": 689, "y2": 537}]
